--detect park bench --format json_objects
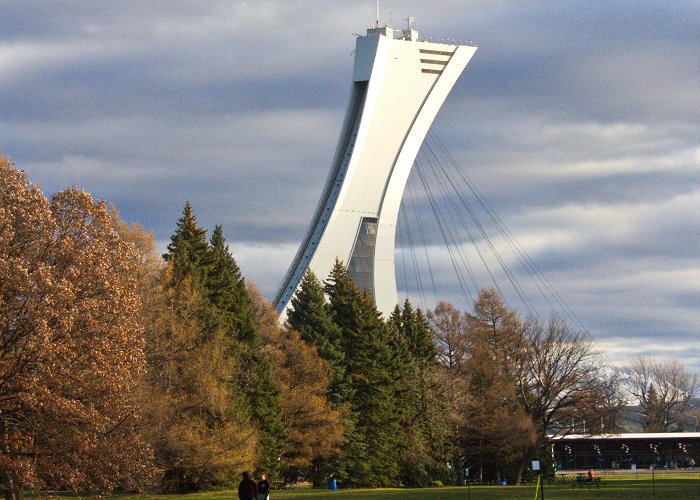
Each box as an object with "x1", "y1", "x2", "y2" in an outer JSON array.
[{"x1": 573, "y1": 476, "x2": 605, "y2": 489}]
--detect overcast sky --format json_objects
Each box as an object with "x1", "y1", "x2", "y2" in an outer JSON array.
[{"x1": 2, "y1": 1, "x2": 699, "y2": 373}]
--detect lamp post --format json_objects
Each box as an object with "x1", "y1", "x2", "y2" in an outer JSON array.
[
  {"x1": 564, "y1": 444, "x2": 573, "y2": 470},
  {"x1": 678, "y1": 443, "x2": 688, "y2": 468},
  {"x1": 593, "y1": 443, "x2": 603, "y2": 469},
  {"x1": 621, "y1": 443, "x2": 630, "y2": 470}
]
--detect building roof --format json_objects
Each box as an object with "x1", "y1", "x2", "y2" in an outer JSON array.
[{"x1": 553, "y1": 432, "x2": 700, "y2": 441}]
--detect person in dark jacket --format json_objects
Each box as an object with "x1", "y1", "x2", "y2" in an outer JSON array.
[
  {"x1": 238, "y1": 471, "x2": 258, "y2": 500},
  {"x1": 257, "y1": 472, "x2": 270, "y2": 500}
]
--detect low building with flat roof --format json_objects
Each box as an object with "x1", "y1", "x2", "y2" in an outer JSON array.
[{"x1": 552, "y1": 432, "x2": 700, "y2": 470}]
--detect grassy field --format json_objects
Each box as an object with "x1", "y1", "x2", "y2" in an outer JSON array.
[{"x1": 111, "y1": 473, "x2": 700, "y2": 500}]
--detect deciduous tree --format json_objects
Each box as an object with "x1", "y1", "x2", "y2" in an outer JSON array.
[
  {"x1": 512, "y1": 315, "x2": 613, "y2": 481},
  {"x1": 622, "y1": 356, "x2": 699, "y2": 432},
  {"x1": 0, "y1": 157, "x2": 156, "y2": 498},
  {"x1": 138, "y1": 268, "x2": 257, "y2": 491},
  {"x1": 248, "y1": 284, "x2": 345, "y2": 484},
  {"x1": 460, "y1": 301, "x2": 535, "y2": 483},
  {"x1": 427, "y1": 301, "x2": 471, "y2": 484},
  {"x1": 428, "y1": 301, "x2": 471, "y2": 373},
  {"x1": 429, "y1": 293, "x2": 535, "y2": 485}
]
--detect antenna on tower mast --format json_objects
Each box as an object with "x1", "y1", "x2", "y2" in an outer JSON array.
[{"x1": 375, "y1": 0, "x2": 380, "y2": 28}]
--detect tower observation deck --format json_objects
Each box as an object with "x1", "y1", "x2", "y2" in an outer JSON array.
[{"x1": 274, "y1": 20, "x2": 477, "y2": 317}]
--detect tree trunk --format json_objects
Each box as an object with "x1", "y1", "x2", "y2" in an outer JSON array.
[
  {"x1": 516, "y1": 460, "x2": 526, "y2": 485},
  {"x1": 1, "y1": 417, "x2": 19, "y2": 500},
  {"x1": 452, "y1": 452, "x2": 464, "y2": 485},
  {"x1": 515, "y1": 445, "x2": 534, "y2": 485},
  {"x1": 4, "y1": 488, "x2": 23, "y2": 500}
]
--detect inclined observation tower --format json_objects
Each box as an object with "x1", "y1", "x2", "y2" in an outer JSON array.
[{"x1": 275, "y1": 17, "x2": 476, "y2": 317}]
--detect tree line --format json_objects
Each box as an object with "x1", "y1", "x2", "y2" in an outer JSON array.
[{"x1": 1, "y1": 156, "x2": 698, "y2": 497}]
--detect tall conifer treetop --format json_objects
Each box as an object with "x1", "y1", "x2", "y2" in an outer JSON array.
[
  {"x1": 207, "y1": 225, "x2": 257, "y2": 343},
  {"x1": 287, "y1": 269, "x2": 348, "y2": 405},
  {"x1": 163, "y1": 201, "x2": 211, "y2": 285}
]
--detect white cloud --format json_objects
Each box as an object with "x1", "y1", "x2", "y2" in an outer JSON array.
[
  {"x1": 596, "y1": 337, "x2": 700, "y2": 374},
  {"x1": 2, "y1": 0, "x2": 699, "y2": 374}
]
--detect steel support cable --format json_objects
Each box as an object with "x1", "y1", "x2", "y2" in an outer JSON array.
[
  {"x1": 431, "y1": 131, "x2": 563, "y2": 316},
  {"x1": 422, "y1": 139, "x2": 538, "y2": 317},
  {"x1": 416, "y1": 153, "x2": 481, "y2": 306},
  {"x1": 426, "y1": 140, "x2": 535, "y2": 314},
  {"x1": 414, "y1": 158, "x2": 475, "y2": 308},
  {"x1": 424, "y1": 150, "x2": 503, "y2": 306},
  {"x1": 406, "y1": 174, "x2": 440, "y2": 305},
  {"x1": 417, "y1": 148, "x2": 484, "y2": 301},
  {"x1": 400, "y1": 198, "x2": 429, "y2": 310},
  {"x1": 430, "y1": 132, "x2": 588, "y2": 331},
  {"x1": 402, "y1": 207, "x2": 427, "y2": 311},
  {"x1": 414, "y1": 159, "x2": 475, "y2": 306},
  {"x1": 421, "y1": 140, "x2": 536, "y2": 316},
  {"x1": 428, "y1": 135, "x2": 609, "y2": 370},
  {"x1": 396, "y1": 213, "x2": 410, "y2": 304},
  {"x1": 421, "y1": 142, "x2": 508, "y2": 303},
  {"x1": 398, "y1": 207, "x2": 418, "y2": 307}
]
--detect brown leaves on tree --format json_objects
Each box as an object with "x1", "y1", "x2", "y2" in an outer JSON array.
[
  {"x1": 248, "y1": 284, "x2": 345, "y2": 472},
  {"x1": 118, "y1": 223, "x2": 257, "y2": 491},
  {"x1": 0, "y1": 156, "x2": 156, "y2": 496}
]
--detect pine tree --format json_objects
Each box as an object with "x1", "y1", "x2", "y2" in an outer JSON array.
[
  {"x1": 287, "y1": 270, "x2": 349, "y2": 404},
  {"x1": 324, "y1": 261, "x2": 401, "y2": 486},
  {"x1": 204, "y1": 226, "x2": 286, "y2": 480},
  {"x1": 208, "y1": 225, "x2": 258, "y2": 343},
  {"x1": 392, "y1": 300, "x2": 452, "y2": 487},
  {"x1": 163, "y1": 202, "x2": 211, "y2": 286}
]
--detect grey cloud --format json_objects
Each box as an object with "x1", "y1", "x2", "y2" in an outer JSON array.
[{"x1": 1, "y1": 1, "x2": 699, "y2": 370}]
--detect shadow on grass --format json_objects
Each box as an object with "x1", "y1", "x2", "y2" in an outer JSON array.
[{"x1": 30, "y1": 474, "x2": 700, "y2": 500}]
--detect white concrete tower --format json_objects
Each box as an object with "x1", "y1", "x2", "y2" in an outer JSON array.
[{"x1": 275, "y1": 20, "x2": 476, "y2": 317}]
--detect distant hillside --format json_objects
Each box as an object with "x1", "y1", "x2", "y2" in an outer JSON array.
[{"x1": 619, "y1": 399, "x2": 700, "y2": 433}]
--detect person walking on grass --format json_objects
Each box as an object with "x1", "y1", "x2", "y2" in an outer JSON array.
[
  {"x1": 257, "y1": 472, "x2": 270, "y2": 500},
  {"x1": 238, "y1": 471, "x2": 258, "y2": 500}
]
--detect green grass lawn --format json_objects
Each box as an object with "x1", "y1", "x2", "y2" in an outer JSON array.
[{"x1": 111, "y1": 473, "x2": 700, "y2": 500}]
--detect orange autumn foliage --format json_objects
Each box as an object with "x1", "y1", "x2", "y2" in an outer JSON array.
[
  {"x1": 248, "y1": 284, "x2": 345, "y2": 472},
  {"x1": 0, "y1": 156, "x2": 156, "y2": 496}
]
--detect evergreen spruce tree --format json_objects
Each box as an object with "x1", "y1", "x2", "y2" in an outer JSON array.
[
  {"x1": 324, "y1": 259, "x2": 358, "y2": 336},
  {"x1": 324, "y1": 261, "x2": 401, "y2": 487},
  {"x1": 409, "y1": 307, "x2": 438, "y2": 362},
  {"x1": 286, "y1": 269, "x2": 349, "y2": 404},
  {"x1": 208, "y1": 225, "x2": 258, "y2": 343},
  {"x1": 389, "y1": 304, "x2": 403, "y2": 332},
  {"x1": 244, "y1": 349, "x2": 287, "y2": 477},
  {"x1": 348, "y1": 291, "x2": 402, "y2": 486},
  {"x1": 164, "y1": 210, "x2": 286, "y2": 481},
  {"x1": 204, "y1": 226, "x2": 286, "y2": 479},
  {"x1": 393, "y1": 300, "x2": 453, "y2": 487},
  {"x1": 163, "y1": 202, "x2": 212, "y2": 285}
]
